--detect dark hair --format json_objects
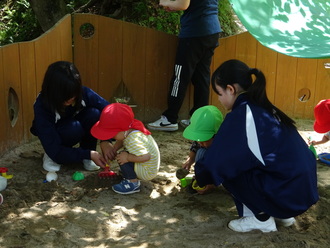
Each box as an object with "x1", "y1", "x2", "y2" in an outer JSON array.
[
  {"x1": 41, "y1": 61, "x2": 83, "y2": 114},
  {"x1": 211, "y1": 59, "x2": 296, "y2": 128}
]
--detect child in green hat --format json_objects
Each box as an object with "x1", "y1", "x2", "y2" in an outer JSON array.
[{"x1": 179, "y1": 105, "x2": 223, "y2": 194}]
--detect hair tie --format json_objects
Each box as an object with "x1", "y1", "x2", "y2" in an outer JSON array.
[{"x1": 249, "y1": 68, "x2": 259, "y2": 75}]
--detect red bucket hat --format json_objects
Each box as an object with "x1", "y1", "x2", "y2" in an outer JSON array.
[
  {"x1": 91, "y1": 103, "x2": 151, "y2": 140},
  {"x1": 313, "y1": 99, "x2": 330, "y2": 133}
]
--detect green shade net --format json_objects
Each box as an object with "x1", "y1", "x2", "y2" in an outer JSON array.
[{"x1": 229, "y1": 0, "x2": 330, "y2": 58}]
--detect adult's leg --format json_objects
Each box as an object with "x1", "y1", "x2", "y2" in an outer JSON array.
[
  {"x1": 163, "y1": 37, "x2": 204, "y2": 123},
  {"x1": 190, "y1": 33, "x2": 219, "y2": 116}
]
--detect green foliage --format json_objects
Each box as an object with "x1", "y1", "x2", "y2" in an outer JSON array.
[
  {"x1": 219, "y1": 0, "x2": 241, "y2": 37},
  {"x1": 0, "y1": 0, "x2": 42, "y2": 46},
  {"x1": 0, "y1": 0, "x2": 241, "y2": 46},
  {"x1": 109, "y1": 0, "x2": 181, "y2": 35},
  {"x1": 66, "y1": 0, "x2": 89, "y2": 12},
  {"x1": 121, "y1": 0, "x2": 240, "y2": 37}
]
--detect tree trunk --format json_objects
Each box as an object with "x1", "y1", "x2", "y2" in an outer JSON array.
[{"x1": 28, "y1": 0, "x2": 68, "y2": 32}]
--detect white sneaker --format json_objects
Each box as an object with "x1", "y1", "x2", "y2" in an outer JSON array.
[
  {"x1": 147, "y1": 116, "x2": 178, "y2": 131},
  {"x1": 180, "y1": 119, "x2": 190, "y2": 128},
  {"x1": 43, "y1": 153, "x2": 61, "y2": 172},
  {"x1": 228, "y1": 216, "x2": 277, "y2": 233},
  {"x1": 275, "y1": 217, "x2": 295, "y2": 227},
  {"x1": 83, "y1": 159, "x2": 100, "y2": 171}
]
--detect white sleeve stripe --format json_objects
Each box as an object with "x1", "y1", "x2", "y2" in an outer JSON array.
[{"x1": 246, "y1": 105, "x2": 265, "y2": 165}]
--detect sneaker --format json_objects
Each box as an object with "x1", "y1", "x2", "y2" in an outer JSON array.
[
  {"x1": 43, "y1": 153, "x2": 61, "y2": 172},
  {"x1": 83, "y1": 159, "x2": 100, "y2": 171},
  {"x1": 228, "y1": 216, "x2": 277, "y2": 233},
  {"x1": 112, "y1": 179, "x2": 141, "y2": 194},
  {"x1": 147, "y1": 116, "x2": 178, "y2": 131},
  {"x1": 180, "y1": 119, "x2": 190, "y2": 128},
  {"x1": 275, "y1": 217, "x2": 295, "y2": 227}
]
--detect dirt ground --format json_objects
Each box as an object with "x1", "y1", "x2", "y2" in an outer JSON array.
[{"x1": 1, "y1": 119, "x2": 330, "y2": 248}]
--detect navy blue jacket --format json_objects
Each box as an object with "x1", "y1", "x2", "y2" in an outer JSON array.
[
  {"x1": 195, "y1": 94, "x2": 318, "y2": 216},
  {"x1": 31, "y1": 86, "x2": 109, "y2": 164},
  {"x1": 179, "y1": 0, "x2": 221, "y2": 38}
]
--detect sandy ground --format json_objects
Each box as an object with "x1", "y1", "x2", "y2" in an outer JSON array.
[{"x1": 1, "y1": 119, "x2": 330, "y2": 248}]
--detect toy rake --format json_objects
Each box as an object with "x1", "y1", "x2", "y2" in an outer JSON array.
[{"x1": 98, "y1": 163, "x2": 118, "y2": 179}]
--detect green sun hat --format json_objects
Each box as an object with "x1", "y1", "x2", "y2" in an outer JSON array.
[{"x1": 183, "y1": 105, "x2": 223, "y2": 142}]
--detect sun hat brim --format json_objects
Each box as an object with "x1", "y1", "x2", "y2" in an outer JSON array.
[
  {"x1": 91, "y1": 120, "x2": 122, "y2": 140},
  {"x1": 313, "y1": 120, "x2": 330, "y2": 134},
  {"x1": 313, "y1": 99, "x2": 330, "y2": 133},
  {"x1": 183, "y1": 128, "x2": 214, "y2": 142}
]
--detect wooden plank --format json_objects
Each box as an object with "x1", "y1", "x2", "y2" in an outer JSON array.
[
  {"x1": 235, "y1": 32, "x2": 257, "y2": 67},
  {"x1": 46, "y1": 21, "x2": 63, "y2": 62},
  {"x1": 2, "y1": 44, "x2": 24, "y2": 146},
  {"x1": 274, "y1": 54, "x2": 298, "y2": 117},
  {"x1": 213, "y1": 35, "x2": 237, "y2": 67},
  {"x1": 294, "y1": 58, "x2": 318, "y2": 119},
  {"x1": 59, "y1": 15, "x2": 73, "y2": 62},
  {"x1": 210, "y1": 35, "x2": 237, "y2": 115},
  {"x1": 73, "y1": 14, "x2": 99, "y2": 90},
  {"x1": 122, "y1": 22, "x2": 146, "y2": 120},
  {"x1": 98, "y1": 16, "x2": 123, "y2": 103},
  {"x1": 256, "y1": 43, "x2": 278, "y2": 103},
  {"x1": 34, "y1": 14, "x2": 73, "y2": 93},
  {"x1": 314, "y1": 59, "x2": 330, "y2": 117},
  {"x1": 0, "y1": 48, "x2": 6, "y2": 153},
  {"x1": 19, "y1": 41, "x2": 37, "y2": 141},
  {"x1": 34, "y1": 34, "x2": 52, "y2": 92},
  {"x1": 145, "y1": 28, "x2": 176, "y2": 122}
]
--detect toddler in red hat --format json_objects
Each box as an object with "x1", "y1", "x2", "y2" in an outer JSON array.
[
  {"x1": 91, "y1": 103, "x2": 160, "y2": 194},
  {"x1": 309, "y1": 99, "x2": 330, "y2": 146}
]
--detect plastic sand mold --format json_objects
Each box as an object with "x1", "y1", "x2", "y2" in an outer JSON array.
[{"x1": 318, "y1": 153, "x2": 330, "y2": 166}]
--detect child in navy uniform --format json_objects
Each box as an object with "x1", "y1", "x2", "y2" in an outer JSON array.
[
  {"x1": 31, "y1": 61, "x2": 112, "y2": 174},
  {"x1": 195, "y1": 59, "x2": 318, "y2": 233}
]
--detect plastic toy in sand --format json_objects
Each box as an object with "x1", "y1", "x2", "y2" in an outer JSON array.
[
  {"x1": 176, "y1": 168, "x2": 189, "y2": 180},
  {"x1": 318, "y1": 153, "x2": 330, "y2": 166},
  {"x1": 46, "y1": 171, "x2": 58, "y2": 182},
  {"x1": 0, "y1": 176, "x2": 7, "y2": 191},
  {"x1": 72, "y1": 171, "x2": 85, "y2": 181},
  {"x1": 0, "y1": 167, "x2": 13, "y2": 179},
  {"x1": 98, "y1": 164, "x2": 118, "y2": 179},
  {"x1": 180, "y1": 176, "x2": 193, "y2": 188}
]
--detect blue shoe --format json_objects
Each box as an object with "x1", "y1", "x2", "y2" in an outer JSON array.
[{"x1": 112, "y1": 179, "x2": 140, "y2": 194}]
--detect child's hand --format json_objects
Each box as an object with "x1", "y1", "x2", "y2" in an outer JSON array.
[
  {"x1": 196, "y1": 184, "x2": 216, "y2": 195},
  {"x1": 116, "y1": 151, "x2": 129, "y2": 165},
  {"x1": 183, "y1": 152, "x2": 195, "y2": 170},
  {"x1": 183, "y1": 159, "x2": 193, "y2": 170},
  {"x1": 100, "y1": 141, "x2": 117, "y2": 161}
]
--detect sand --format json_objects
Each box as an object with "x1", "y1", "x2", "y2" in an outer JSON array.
[{"x1": 0, "y1": 119, "x2": 330, "y2": 248}]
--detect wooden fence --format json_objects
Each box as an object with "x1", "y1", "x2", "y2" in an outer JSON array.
[{"x1": 0, "y1": 13, "x2": 329, "y2": 156}]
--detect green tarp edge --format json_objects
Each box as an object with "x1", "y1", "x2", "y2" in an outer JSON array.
[{"x1": 229, "y1": 0, "x2": 330, "y2": 58}]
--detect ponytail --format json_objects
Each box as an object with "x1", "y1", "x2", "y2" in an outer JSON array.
[
  {"x1": 212, "y1": 59, "x2": 296, "y2": 128},
  {"x1": 248, "y1": 68, "x2": 295, "y2": 128}
]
